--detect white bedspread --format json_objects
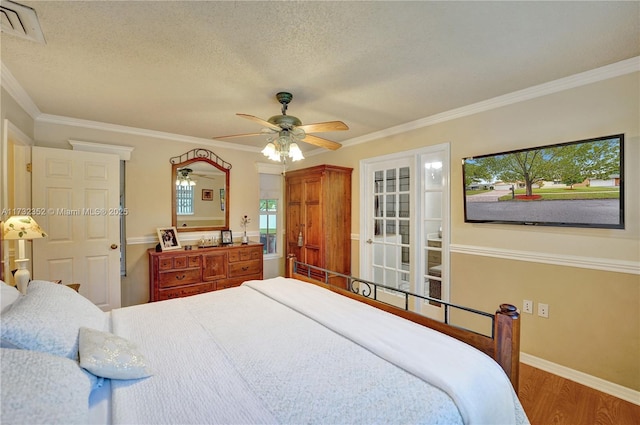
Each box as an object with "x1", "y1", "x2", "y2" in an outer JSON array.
[
  {"x1": 245, "y1": 277, "x2": 524, "y2": 425},
  {"x1": 109, "y1": 277, "x2": 528, "y2": 425}
]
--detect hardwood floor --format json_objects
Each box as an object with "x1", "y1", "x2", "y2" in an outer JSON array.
[{"x1": 518, "y1": 363, "x2": 640, "y2": 425}]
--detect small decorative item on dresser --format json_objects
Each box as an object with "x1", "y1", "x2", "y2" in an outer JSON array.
[
  {"x1": 240, "y1": 215, "x2": 251, "y2": 244},
  {"x1": 221, "y1": 230, "x2": 233, "y2": 245},
  {"x1": 157, "y1": 227, "x2": 181, "y2": 251}
]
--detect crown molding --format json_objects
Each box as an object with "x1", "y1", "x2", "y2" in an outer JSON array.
[
  {"x1": 68, "y1": 140, "x2": 135, "y2": 161},
  {"x1": 2, "y1": 56, "x2": 638, "y2": 152},
  {"x1": 340, "y1": 56, "x2": 640, "y2": 149},
  {"x1": 0, "y1": 61, "x2": 41, "y2": 119},
  {"x1": 37, "y1": 114, "x2": 259, "y2": 152}
]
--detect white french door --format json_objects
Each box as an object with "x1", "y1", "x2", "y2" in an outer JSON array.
[
  {"x1": 361, "y1": 144, "x2": 450, "y2": 320},
  {"x1": 362, "y1": 158, "x2": 413, "y2": 294}
]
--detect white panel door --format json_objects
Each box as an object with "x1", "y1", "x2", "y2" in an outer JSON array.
[{"x1": 32, "y1": 147, "x2": 121, "y2": 311}]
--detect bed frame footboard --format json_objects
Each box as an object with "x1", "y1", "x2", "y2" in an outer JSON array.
[{"x1": 286, "y1": 255, "x2": 521, "y2": 392}]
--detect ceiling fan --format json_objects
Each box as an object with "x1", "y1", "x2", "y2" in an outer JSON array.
[{"x1": 213, "y1": 92, "x2": 348, "y2": 153}]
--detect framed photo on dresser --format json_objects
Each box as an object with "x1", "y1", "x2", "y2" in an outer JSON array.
[
  {"x1": 157, "y1": 227, "x2": 181, "y2": 251},
  {"x1": 221, "y1": 230, "x2": 233, "y2": 245}
]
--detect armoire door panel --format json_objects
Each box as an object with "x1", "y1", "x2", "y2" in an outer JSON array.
[
  {"x1": 304, "y1": 179, "x2": 322, "y2": 203},
  {"x1": 288, "y1": 181, "x2": 303, "y2": 203},
  {"x1": 287, "y1": 204, "x2": 302, "y2": 245},
  {"x1": 305, "y1": 203, "x2": 321, "y2": 247}
]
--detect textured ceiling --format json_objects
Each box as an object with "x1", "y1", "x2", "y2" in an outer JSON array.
[{"x1": 1, "y1": 1, "x2": 639, "y2": 153}]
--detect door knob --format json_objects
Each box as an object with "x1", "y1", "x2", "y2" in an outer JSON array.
[
  {"x1": 366, "y1": 239, "x2": 373, "y2": 244},
  {"x1": 110, "y1": 244, "x2": 118, "y2": 250}
]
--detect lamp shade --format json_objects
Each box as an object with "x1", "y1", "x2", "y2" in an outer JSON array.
[{"x1": 3, "y1": 216, "x2": 47, "y2": 240}]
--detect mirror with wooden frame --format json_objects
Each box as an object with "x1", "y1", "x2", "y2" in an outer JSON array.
[{"x1": 171, "y1": 149, "x2": 231, "y2": 232}]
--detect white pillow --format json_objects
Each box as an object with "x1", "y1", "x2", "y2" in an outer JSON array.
[
  {"x1": 0, "y1": 280, "x2": 107, "y2": 359},
  {"x1": 79, "y1": 327, "x2": 152, "y2": 380},
  {"x1": 1, "y1": 348, "x2": 94, "y2": 424},
  {"x1": 0, "y1": 280, "x2": 21, "y2": 314}
]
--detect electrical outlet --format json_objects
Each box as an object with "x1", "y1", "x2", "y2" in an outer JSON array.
[
  {"x1": 523, "y1": 300, "x2": 533, "y2": 314},
  {"x1": 538, "y1": 303, "x2": 549, "y2": 318}
]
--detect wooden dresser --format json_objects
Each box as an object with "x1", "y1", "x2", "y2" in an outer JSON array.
[
  {"x1": 148, "y1": 243, "x2": 263, "y2": 302},
  {"x1": 285, "y1": 164, "x2": 352, "y2": 288}
]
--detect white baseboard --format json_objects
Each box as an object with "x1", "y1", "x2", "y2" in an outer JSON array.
[{"x1": 521, "y1": 353, "x2": 640, "y2": 406}]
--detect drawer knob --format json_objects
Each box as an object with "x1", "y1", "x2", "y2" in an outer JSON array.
[{"x1": 176, "y1": 275, "x2": 185, "y2": 280}]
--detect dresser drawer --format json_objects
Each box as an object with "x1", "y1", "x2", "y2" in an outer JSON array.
[
  {"x1": 228, "y1": 246, "x2": 262, "y2": 262},
  {"x1": 158, "y1": 268, "x2": 201, "y2": 289},
  {"x1": 157, "y1": 282, "x2": 212, "y2": 300},
  {"x1": 158, "y1": 255, "x2": 201, "y2": 271},
  {"x1": 228, "y1": 259, "x2": 262, "y2": 277}
]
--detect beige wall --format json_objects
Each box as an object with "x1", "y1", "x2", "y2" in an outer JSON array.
[
  {"x1": 32, "y1": 125, "x2": 267, "y2": 305},
  {"x1": 9, "y1": 70, "x2": 639, "y2": 392},
  {"x1": 295, "y1": 72, "x2": 640, "y2": 391}
]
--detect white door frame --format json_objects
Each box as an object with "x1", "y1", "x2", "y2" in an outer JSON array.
[
  {"x1": 1, "y1": 119, "x2": 33, "y2": 283},
  {"x1": 360, "y1": 144, "x2": 450, "y2": 319}
]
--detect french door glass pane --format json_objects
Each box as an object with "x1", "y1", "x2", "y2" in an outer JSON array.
[
  {"x1": 424, "y1": 192, "x2": 442, "y2": 218},
  {"x1": 386, "y1": 194, "x2": 396, "y2": 217},
  {"x1": 375, "y1": 195, "x2": 384, "y2": 217},
  {"x1": 373, "y1": 244, "x2": 384, "y2": 267},
  {"x1": 399, "y1": 193, "x2": 410, "y2": 217},
  {"x1": 399, "y1": 220, "x2": 410, "y2": 244},
  {"x1": 386, "y1": 169, "x2": 396, "y2": 192},
  {"x1": 399, "y1": 167, "x2": 410, "y2": 191},
  {"x1": 384, "y1": 220, "x2": 396, "y2": 241},
  {"x1": 374, "y1": 171, "x2": 384, "y2": 193},
  {"x1": 374, "y1": 218, "x2": 383, "y2": 236},
  {"x1": 385, "y1": 244, "x2": 397, "y2": 268},
  {"x1": 424, "y1": 160, "x2": 443, "y2": 188}
]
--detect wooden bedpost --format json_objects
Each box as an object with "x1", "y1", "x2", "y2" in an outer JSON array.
[
  {"x1": 494, "y1": 304, "x2": 521, "y2": 393},
  {"x1": 286, "y1": 254, "x2": 296, "y2": 278}
]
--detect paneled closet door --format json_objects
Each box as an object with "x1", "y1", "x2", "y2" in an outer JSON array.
[{"x1": 32, "y1": 146, "x2": 121, "y2": 311}]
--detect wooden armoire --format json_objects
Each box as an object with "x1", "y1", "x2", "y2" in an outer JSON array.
[{"x1": 285, "y1": 164, "x2": 352, "y2": 287}]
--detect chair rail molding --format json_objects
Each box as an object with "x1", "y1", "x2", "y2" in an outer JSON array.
[{"x1": 450, "y1": 244, "x2": 639, "y2": 275}]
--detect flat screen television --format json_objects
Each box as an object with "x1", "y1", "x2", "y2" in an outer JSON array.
[{"x1": 462, "y1": 134, "x2": 624, "y2": 229}]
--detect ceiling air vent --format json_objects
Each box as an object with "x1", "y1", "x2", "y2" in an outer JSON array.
[{"x1": 0, "y1": 0, "x2": 45, "y2": 43}]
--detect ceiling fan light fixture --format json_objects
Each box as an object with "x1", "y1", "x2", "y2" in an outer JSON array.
[
  {"x1": 176, "y1": 168, "x2": 196, "y2": 186},
  {"x1": 289, "y1": 142, "x2": 304, "y2": 161},
  {"x1": 261, "y1": 141, "x2": 276, "y2": 156}
]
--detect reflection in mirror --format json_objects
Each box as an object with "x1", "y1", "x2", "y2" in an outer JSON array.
[{"x1": 170, "y1": 149, "x2": 231, "y2": 232}]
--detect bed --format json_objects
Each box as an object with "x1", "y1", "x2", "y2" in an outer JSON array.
[{"x1": 1, "y1": 257, "x2": 529, "y2": 425}]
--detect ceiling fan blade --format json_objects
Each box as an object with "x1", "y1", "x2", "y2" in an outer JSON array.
[
  {"x1": 213, "y1": 132, "x2": 266, "y2": 140},
  {"x1": 302, "y1": 134, "x2": 342, "y2": 151},
  {"x1": 237, "y1": 113, "x2": 281, "y2": 131},
  {"x1": 297, "y1": 120, "x2": 349, "y2": 133}
]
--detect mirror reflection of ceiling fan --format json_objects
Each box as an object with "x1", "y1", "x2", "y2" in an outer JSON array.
[{"x1": 213, "y1": 92, "x2": 348, "y2": 162}]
